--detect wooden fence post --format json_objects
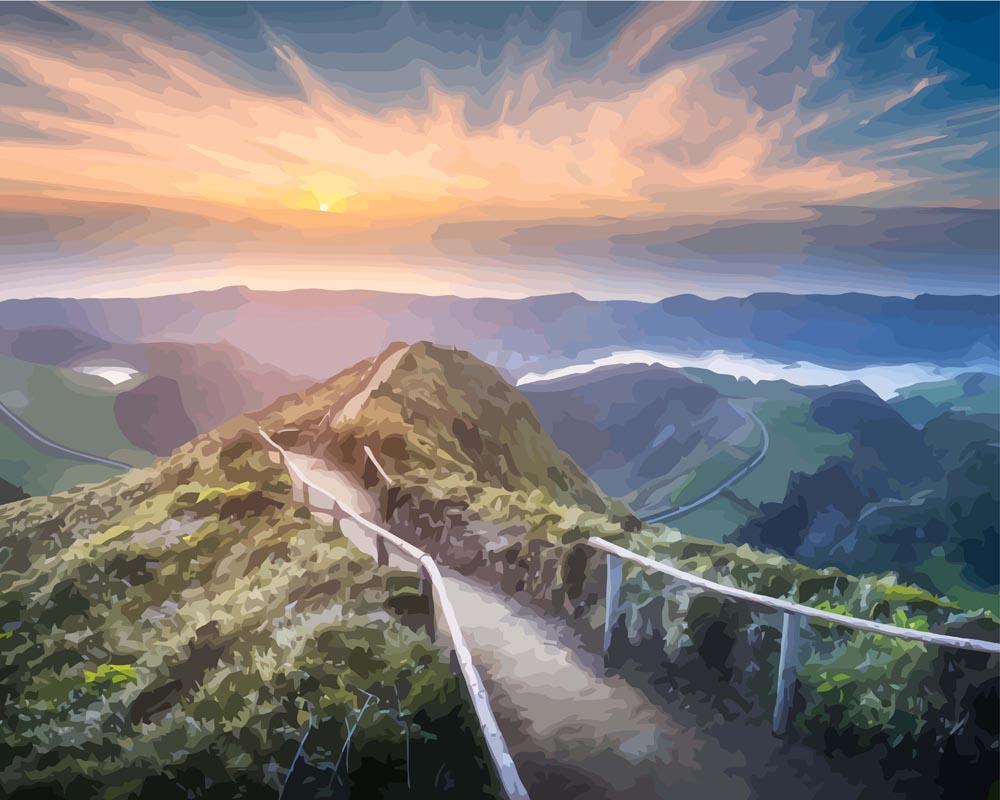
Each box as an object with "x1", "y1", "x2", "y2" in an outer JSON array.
[
  {"x1": 772, "y1": 611, "x2": 802, "y2": 736},
  {"x1": 603, "y1": 553, "x2": 623, "y2": 653},
  {"x1": 419, "y1": 564, "x2": 436, "y2": 642},
  {"x1": 376, "y1": 537, "x2": 389, "y2": 567}
]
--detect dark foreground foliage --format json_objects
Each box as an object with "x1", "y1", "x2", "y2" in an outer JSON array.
[{"x1": 0, "y1": 415, "x2": 498, "y2": 798}]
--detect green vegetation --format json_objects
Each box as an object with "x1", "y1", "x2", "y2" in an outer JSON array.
[
  {"x1": 0, "y1": 421, "x2": 122, "y2": 496},
  {"x1": 288, "y1": 342, "x2": 996, "y2": 796},
  {"x1": 0, "y1": 410, "x2": 498, "y2": 798},
  {"x1": 672, "y1": 370, "x2": 852, "y2": 542},
  {"x1": 630, "y1": 416, "x2": 760, "y2": 514},
  {"x1": 4, "y1": 341, "x2": 996, "y2": 797},
  {"x1": 644, "y1": 370, "x2": 998, "y2": 618},
  {"x1": 891, "y1": 372, "x2": 1000, "y2": 427},
  {"x1": 83, "y1": 663, "x2": 138, "y2": 685},
  {"x1": 290, "y1": 342, "x2": 608, "y2": 523},
  {"x1": 0, "y1": 356, "x2": 152, "y2": 468},
  {"x1": 608, "y1": 527, "x2": 995, "y2": 755}
]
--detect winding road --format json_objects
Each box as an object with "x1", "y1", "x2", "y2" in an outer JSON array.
[
  {"x1": 644, "y1": 407, "x2": 768, "y2": 524},
  {"x1": 0, "y1": 398, "x2": 132, "y2": 470}
]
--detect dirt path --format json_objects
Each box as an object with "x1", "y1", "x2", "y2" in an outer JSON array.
[
  {"x1": 282, "y1": 450, "x2": 377, "y2": 515},
  {"x1": 284, "y1": 452, "x2": 874, "y2": 799},
  {"x1": 330, "y1": 344, "x2": 409, "y2": 427},
  {"x1": 440, "y1": 569, "x2": 867, "y2": 800}
]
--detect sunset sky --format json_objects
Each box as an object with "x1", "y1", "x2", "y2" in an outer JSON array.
[{"x1": 1, "y1": 1, "x2": 997, "y2": 300}]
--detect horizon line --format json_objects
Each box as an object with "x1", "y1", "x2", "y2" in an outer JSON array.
[{"x1": 2, "y1": 283, "x2": 999, "y2": 306}]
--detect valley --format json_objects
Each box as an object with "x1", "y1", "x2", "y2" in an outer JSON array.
[
  {"x1": 4, "y1": 4, "x2": 996, "y2": 798},
  {"x1": 527, "y1": 359, "x2": 999, "y2": 615},
  {"x1": 0, "y1": 328, "x2": 311, "y2": 495},
  {"x1": 2, "y1": 299, "x2": 997, "y2": 799}
]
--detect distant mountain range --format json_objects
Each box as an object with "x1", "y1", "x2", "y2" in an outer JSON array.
[{"x1": 2, "y1": 288, "x2": 996, "y2": 382}]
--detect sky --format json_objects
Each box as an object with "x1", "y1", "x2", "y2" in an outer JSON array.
[{"x1": 0, "y1": 1, "x2": 997, "y2": 301}]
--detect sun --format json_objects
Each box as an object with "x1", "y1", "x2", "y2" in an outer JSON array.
[{"x1": 319, "y1": 203, "x2": 330, "y2": 212}]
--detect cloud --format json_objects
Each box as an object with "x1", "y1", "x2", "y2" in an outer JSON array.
[
  {"x1": 432, "y1": 205, "x2": 1000, "y2": 296},
  {"x1": 0, "y1": 3, "x2": 908, "y2": 221},
  {"x1": 0, "y1": 2, "x2": 994, "y2": 298}
]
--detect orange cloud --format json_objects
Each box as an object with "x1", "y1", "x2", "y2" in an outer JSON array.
[{"x1": 0, "y1": 1, "x2": 910, "y2": 239}]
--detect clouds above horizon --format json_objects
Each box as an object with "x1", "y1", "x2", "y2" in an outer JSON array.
[{"x1": 0, "y1": 1, "x2": 996, "y2": 299}]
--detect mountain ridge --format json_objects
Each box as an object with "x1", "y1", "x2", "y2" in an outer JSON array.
[
  {"x1": 1, "y1": 289, "x2": 995, "y2": 384},
  {"x1": 5, "y1": 284, "x2": 998, "y2": 305},
  {"x1": 3, "y1": 339, "x2": 998, "y2": 798},
  {"x1": 274, "y1": 340, "x2": 609, "y2": 516}
]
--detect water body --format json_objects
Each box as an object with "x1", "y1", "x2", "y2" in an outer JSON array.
[
  {"x1": 517, "y1": 349, "x2": 999, "y2": 400},
  {"x1": 73, "y1": 365, "x2": 139, "y2": 386}
]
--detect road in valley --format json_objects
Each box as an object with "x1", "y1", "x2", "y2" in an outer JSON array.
[
  {"x1": 0, "y1": 398, "x2": 131, "y2": 470},
  {"x1": 644, "y1": 408, "x2": 768, "y2": 524}
]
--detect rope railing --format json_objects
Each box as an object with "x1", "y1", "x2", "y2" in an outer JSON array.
[{"x1": 259, "y1": 429, "x2": 529, "y2": 800}]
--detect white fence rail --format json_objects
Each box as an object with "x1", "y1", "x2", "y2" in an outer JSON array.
[
  {"x1": 259, "y1": 430, "x2": 529, "y2": 800},
  {"x1": 588, "y1": 535, "x2": 1000, "y2": 735},
  {"x1": 260, "y1": 423, "x2": 997, "y2": 782}
]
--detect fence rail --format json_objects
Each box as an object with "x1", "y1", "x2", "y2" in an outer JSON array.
[
  {"x1": 588, "y1": 537, "x2": 1000, "y2": 653},
  {"x1": 259, "y1": 429, "x2": 529, "y2": 800},
  {"x1": 588, "y1": 535, "x2": 1000, "y2": 735},
  {"x1": 260, "y1": 423, "x2": 998, "y2": 784}
]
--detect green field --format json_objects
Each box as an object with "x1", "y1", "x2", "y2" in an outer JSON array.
[
  {"x1": 891, "y1": 372, "x2": 1000, "y2": 426},
  {"x1": 734, "y1": 397, "x2": 850, "y2": 506},
  {"x1": 672, "y1": 414, "x2": 762, "y2": 507},
  {"x1": 0, "y1": 423, "x2": 121, "y2": 495},
  {"x1": 0, "y1": 356, "x2": 153, "y2": 494}
]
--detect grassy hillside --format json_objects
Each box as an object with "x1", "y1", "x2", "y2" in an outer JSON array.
[
  {"x1": 735, "y1": 400, "x2": 999, "y2": 613},
  {"x1": 272, "y1": 342, "x2": 997, "y2": 797},
  {"x1": 522, "y1": 364, "x2": 759, "y2": 516},
  {"x1": 662, "y1": 370, "x2": 854, "y2": 541},
  {"x1": 0, "y1": 421, "x2": 122, "y2": 496},
  {"x1": 891, "y1": 372, "x2": 999, "y2": 427},
  {"x1": 0, "y1": 410, "x2": 498, "y2": 797},
  {"x1": 288, "y1": 341, "x2": 610, "y2": 530},
  {"x1": 6, "y1": 340, "x2": 995, "y2": 797},
  {"x1": 0, "y1": 327, "x2": 312, "y2": 495}
]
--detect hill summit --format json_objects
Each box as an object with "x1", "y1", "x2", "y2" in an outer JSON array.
[{"x1": 270, "y1": 341, "x2": 608, "y2": 517}]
